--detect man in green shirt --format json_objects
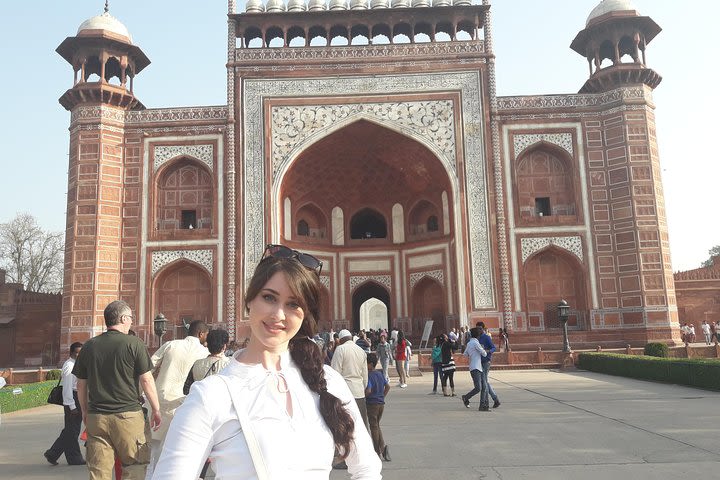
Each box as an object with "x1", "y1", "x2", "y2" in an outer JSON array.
[{"x1": 73, "y1": 300, "x2": 161, "y2": 480}]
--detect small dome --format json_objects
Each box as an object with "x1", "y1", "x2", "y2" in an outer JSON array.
[
  {"x1": 288, "y1": 0, "x2": 307, "y2": 11},
  {"x1": 412, "y1": 0, "x2": 430, "y2": 6},
  {"x1": 587, "y1": 0, "x2": 638, "y2": 26},
  {"x1": 351, "y1": 0, "x2": 369, "y2": 9},
  {"x1": 329, "y1": 0, "x2": 348, "y2": 10},
  {"x1": 308, "y1": 0, "x2": 327, "y2": 10},
  {"x1": 391, "y1": 0, "x2": 409, "y2": 7},
  {"x1": 266, "y1": 0, "x2": 287, "y2": 12},
  {"x1": 370, "y1": 0, "x2": 389, "y2": 8},
  {"x1": 77, "y1": 12, "x2": 132, "y2": 42},
  {"x1": 453, "y1": 0, "x2": 472, "y2": 5},
  {"x1": 245, "y1": 0, "x2": 266, "y2": 13},
  {"x1": 432, "y1": 0, "x2": 451, "y2": 6}
]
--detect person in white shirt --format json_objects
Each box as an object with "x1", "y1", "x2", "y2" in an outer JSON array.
[
  {"x1": 152, "y1": 245, "x2": 380, "y2": 479},
  {"x1": 701, "y1": 321, "x2": 712, "y2": 345},
  {"x1": 460, "y1": 328, "x2": 488, "y2": 411},
  {"x1": 332, "y1": 329, "x2": 370, "y2": 431},
  {"x1": 149, "y1": 320, "x2": 209, "y2": 471},
  {"x1": 45, "y1": 342, "x2": 86, "y2": 466}
]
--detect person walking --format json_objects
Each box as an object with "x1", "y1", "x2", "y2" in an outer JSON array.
[
  {"x1": 477, "y1": 322, "x2": 501, "y2": 409},
  {"x1": 331, "y1": 329, "x2": 370, "y2": 431},
  {"x1": 461, "y1": 327, "x2": 488, "y2": 411},
  {"x1": 701, "y1": 321, "x2": 712, "y2": 345},
  {"x1": 429, "y1": 336, "x2": 443, "y2": 394},
  {"x1": 394, "y1": 331, "x2": 408, "y2": 388},
  {"x1": 365, "y1": 352, "x2": 391, "y2": 463},
  {"x1": 404, "y1": 341, "x2": 412, "y2": 379},
  {"x1": 439, "y1": 334, "x2": 457, "y2": 397},
  {"x1": 149, "y1": 320, "x2": 210, "y2": 472},
  {"x1": 73, "y1": 300, "x2": 161, "y2": 480},
  {"x1": 182, "y1": 328, "x2": 230, "y2": 479},
  {"x1": 45, "y1": 342, "x2": 86, "y2": 466},
  {"x1": 376, "y1": 334, "x2": 392, "y2": 381}
]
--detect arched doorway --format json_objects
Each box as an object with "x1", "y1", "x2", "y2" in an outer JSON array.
[
  {"x1": 411, "y1": 276, "x2": 446, "y2": 337},
  {"x1": 278, "y1": 118, "x2": 456, "y2": 327},
  {"x1": 154, "y1": 262, "x2": 213, "y2": 340},
  {"x1": 523, "y1": 248, "x2": 586, "y2": 330},
  {"x1": 359, "y1": 298, "x2": 388, "y2": 331},
  {"x1": 352, "y1": 282, "x2": 391, "y2": 332}
]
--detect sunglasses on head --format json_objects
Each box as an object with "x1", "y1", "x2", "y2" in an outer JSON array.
[{"x1": 262, "y1": 244, "x2": 323, "y2": 276}]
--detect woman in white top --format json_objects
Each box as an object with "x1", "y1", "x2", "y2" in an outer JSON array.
[{"x1": 153, "y1": 245, "x2": 381, "y2": 479}]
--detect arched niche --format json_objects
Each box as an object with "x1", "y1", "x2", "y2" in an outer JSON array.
[
  {"x1": 352, "y1": 281, "x2": 391, "y2": 332},
  {"x1": 350, "y1": 208, "x2": 387, "y2": 240},
  {"x1": 515, "y1": 145, "x2": 577, "y2": 225},
  {"x1": 156, "y1": 157, "x2": 214, "y2": 232},
  {"x1": 411, "y1": 276, "x2": 446, "y2": 338},
  {"x1": 407, "y1": 199, "x2": 441, "y2": 240},
  {"x1": 294, "y1": 202, "x2": 328, "y2": 243},
  {"x1": 523, "y1": 248, "x2": 587, "y2": 331},
  {"x1": 153, "y1": 261, "x2": 213, "y2": 340}
]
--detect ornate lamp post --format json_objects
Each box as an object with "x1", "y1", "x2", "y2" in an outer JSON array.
[
  {"x1": 154, "y1": 313, "x2": 167, "y2": 348},
  {"x1": 557, "y1": 300, "x2": 571, "y2": 353}
]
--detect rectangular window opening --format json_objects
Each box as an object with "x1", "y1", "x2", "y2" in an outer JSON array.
[
  {"x1": 181, "y1": 210, "x2": 197, "y2": 229},
  {"x1": 535, "y1": 197, "x2": 551, "y2": 217}
]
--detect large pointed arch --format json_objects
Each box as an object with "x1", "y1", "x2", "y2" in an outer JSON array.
[
  {"x1": 152, "y1": 260, "x2": 213, "y2": 340},
  {"x1": 522, "y1": 247, "x2": 588, "y2": 331},
  {"x1": 351, "y1": 280, "x2": 391, "y2": 333}
]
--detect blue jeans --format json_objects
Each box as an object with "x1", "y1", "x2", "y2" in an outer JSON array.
[
  {"x1": 432, "y1": 362, "x2": 442, "y2": 391},
  {"x1": 465, "y1": 369, "x2": 487, "y2": 404},
  {"x1": 482, "y1": 361, "x2": 498, "y2": 403}
]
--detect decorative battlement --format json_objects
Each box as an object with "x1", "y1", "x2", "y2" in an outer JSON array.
[{"x1": 230, "y1": 4, "x2": 488, "y2": 48}]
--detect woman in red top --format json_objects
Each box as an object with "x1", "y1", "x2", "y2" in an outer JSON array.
[{"x1": 394, "y1": 331, "x2": 407, "y2": 388}]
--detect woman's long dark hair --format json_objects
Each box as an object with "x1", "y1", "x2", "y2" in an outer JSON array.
[{"x1": 245, "y1": 256, "x2": 354, "y2": 458}]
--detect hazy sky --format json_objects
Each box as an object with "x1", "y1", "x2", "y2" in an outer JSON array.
[{"x1": 0, "y1": 1, "x2": 716, "y2": 271}]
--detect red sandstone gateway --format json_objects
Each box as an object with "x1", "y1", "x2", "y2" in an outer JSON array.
[{"x1": 54, "y1": 0, "x2": 682, "y2": 356}]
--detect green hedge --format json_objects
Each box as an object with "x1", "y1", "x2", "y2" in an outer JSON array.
[
  {"x1": 0, "y1": 380, "x2": 58, "y2": 414},
  {"x1": 644, "y1": 342, "x2": 669, "y2": 358},
  {"x1": 578, "y1": 353, "x2": 720, "y2": 391}
]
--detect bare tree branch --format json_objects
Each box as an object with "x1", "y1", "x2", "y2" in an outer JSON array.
[{"x1": 0, "y1": 213, "x2": 64, "y2": 293}]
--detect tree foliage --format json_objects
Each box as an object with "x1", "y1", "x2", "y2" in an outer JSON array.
[
  {"x1": 701, "y1": 245, "x2": 720, "y2": 268},
  {"x1": 0, "y1": 213, "x2": 64, "y2": 293}
]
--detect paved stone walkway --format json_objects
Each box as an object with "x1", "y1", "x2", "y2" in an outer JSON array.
[{"x1": 2, "y1": 369, "x2": 719, "y2": 479}]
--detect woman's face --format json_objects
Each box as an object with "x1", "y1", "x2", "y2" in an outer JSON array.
[{"x1": 247, "y1": 271, "x2": 305, "y2": 353}]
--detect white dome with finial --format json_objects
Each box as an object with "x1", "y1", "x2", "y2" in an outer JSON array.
[
  {"x1": 77, "y1": 2, "x2": 132, "y2": 43},
  {"x1": 308, "y1": 0, "x2": 327, "y2": 10},
  {"x1": 288, "y1": 0, "x2": 307, "y2": 11},
  {"x1": 329, "y1": 0, "x2": 348, "y2": 10},
  {"x1": 587, "y1": 0, "x2": 638, "y2": 26},
  {"x1": 266, "y1": 0, "x2": 287, "y2": 12},
  {"x1": 245, "y1": 0, "x2": 266, "y2": 13}
]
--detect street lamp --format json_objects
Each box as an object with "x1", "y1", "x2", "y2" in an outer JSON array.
[
  {"x1": 154, "y1": 313, "x2": 167, "y2": 347},
  {"x1": 557, "y1": 300, "x2": 571, "y2": 353}
]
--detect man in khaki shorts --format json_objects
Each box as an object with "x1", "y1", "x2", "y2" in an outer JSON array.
[{"x1": 73, "y1": 300, "x2": 161, "y2": 480}]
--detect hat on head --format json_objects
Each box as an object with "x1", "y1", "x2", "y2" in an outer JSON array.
[{"x1": 338, "y1": 329, "x2": 352, "y2": 340}]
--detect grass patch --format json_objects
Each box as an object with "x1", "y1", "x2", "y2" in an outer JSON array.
[
  {"x1": 0, "y1": 380, "x2": 58, "y2": 414},
  {"x1": 578, "y1": 353, "x2": 720, "y2": 391}
]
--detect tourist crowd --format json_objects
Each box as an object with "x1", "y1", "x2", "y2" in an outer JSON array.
[{"x1": 43, "y1": 245, "x2": 515, "y2": 479}]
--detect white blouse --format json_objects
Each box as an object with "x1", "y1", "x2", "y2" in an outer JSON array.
[{"x1": 152, "y1": 350, "x2": 382, "y2": 480}]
